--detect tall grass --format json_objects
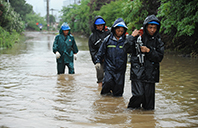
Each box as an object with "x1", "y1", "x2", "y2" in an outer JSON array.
[{"x1": 0, "y1": 26, "x2": 20, "y2": 48}]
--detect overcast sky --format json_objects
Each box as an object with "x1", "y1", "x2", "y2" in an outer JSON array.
[{"x1": 25, "y1": 0, "x2": 75, "y2": 18}]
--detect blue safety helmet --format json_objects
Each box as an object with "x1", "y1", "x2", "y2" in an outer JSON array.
[
  {"x1": 61, "y1": 22, "x2": 70, "y2": 30},
  {"x1": 113, "y1": 21, "x2": 128, "y2": 29},
  {"x1": 95, "y1": 18, "x2": 105, "y2": 25},
  {"x1": 148, "y1": 21, "x2": 159, "y2": 25},
  {"x1": 117, "y1": 24, "x2": 125, "y2": 27}
]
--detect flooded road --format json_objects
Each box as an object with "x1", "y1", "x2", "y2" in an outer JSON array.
[{"x1": 0, "y1": 31, "x2": 198, "y2": 128}]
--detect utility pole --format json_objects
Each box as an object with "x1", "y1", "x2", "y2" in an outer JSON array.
[
  {"x1": 50, "y1": 8, "x2": 58, "y2": 24},
  {"x1": 47, "y1": 0, "x2": 49, "y2": 31}
]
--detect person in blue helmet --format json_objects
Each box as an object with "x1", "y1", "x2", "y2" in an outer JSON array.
[
  {"x1": 53, "y1": 22, "x2": 78, "y2": 74},
  {"x1": 88, "y1": 16, "x2": 110, "y2": 87},
  {"x1": 123, "y1": 14, "x2": 164, "y2": 110},
  {"x1": 95, "y1": 18, "x2": 128, "y2": 97}
]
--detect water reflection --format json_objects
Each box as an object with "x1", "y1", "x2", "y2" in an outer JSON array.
[
  {"x1": 53, "y1": 74, "x2": 76, "y2": 121},
  {"x1": 156, "y1": 54, "x2": 198, "y2": 127},
  {"x1": 128, "y1": 110, "x2": 156, "y2": 128}
]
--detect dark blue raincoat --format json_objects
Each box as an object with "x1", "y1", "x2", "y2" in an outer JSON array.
[{"x1": 96, "y1": 18, "x2": 128, "y2": 96}]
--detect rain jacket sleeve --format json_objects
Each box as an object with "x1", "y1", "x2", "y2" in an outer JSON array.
[
  {"x1": 146, "y1": 38, "x2": 164, "y2": 63},
  {"x1": 123, "y1": 35, "x2": 137, "y2": 53},
  {"x1": 88, "y1": 34, "x2": 98, "y2": 64},
  {"x1": 72, "y1": 36, "x2": 78, "y2": 54},
  {"x1": 53, "y1": 35, "x2": 59, "y2": 54},
  {"x1": 95, "y1": 37, "x2": 108, "y2": 64}
]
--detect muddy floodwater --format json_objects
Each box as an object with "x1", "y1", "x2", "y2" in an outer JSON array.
[{"x1": 0, "y1": 31, "x2": 198, "y2": 128}]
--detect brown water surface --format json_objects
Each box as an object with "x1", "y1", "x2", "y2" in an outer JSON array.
[{"x1": 0, "y1": 31, "x2": 198, "y2": 128}]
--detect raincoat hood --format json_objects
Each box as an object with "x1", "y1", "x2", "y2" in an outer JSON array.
[
  {"x1": 143, "y1": 14, "x2": 160, "y2": 37},
  {"x1": 92, "y1": 16, "x2": 106, "y2": 32},
  {"x1": 59, "y1": 22, "x2": 71, "y2": 35},
  {"x1": 111, "y1": 18, "x2": 128, "y2": 37}
]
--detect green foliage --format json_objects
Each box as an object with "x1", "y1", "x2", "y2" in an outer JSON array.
[
  {"x1": 74, "y1": 0, "x2": 90, "y2": 34},
  {"x1": 95, "y1": 0, "x2": 128, "y2": 28},
  {"x1": 0, "y1": 0, "x2": 24, "y2": 33},
  {"x1": 157, "y1": 0, "x2": 198, "y2": 37},
  {"x1": 0, "y1": 26, "x2": 20, "y2": 48},
  {"x1": 6, "y1": 0, "x2": 33, "y2": 20},
  {"x1": 45, "y1": 14, "x2": 56, "y2": 24},
  {"x1": 124, "y1": 0, "x2": 147, "y2": 32},
  {"x1": 123, "y1": 0, "x2": 160, "y2": 32},
  {"x1": 60, "y1": 0, "x2": 91, "y2": 34},
  {"x1": 157, "y1": 0, "x2": 198, "y2": 54},
  {"x1": 25, "y1": 13, "x2": 47, "y2": 31}
]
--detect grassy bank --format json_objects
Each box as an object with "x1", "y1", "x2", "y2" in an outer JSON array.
[{"x1": 0, "y1": 26, "x2": 21, "y2": 48}]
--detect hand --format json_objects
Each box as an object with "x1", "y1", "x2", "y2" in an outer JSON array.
[
  {"x1": 95, "y1": 63, "x2": 101, "y2": 69},
  {"x1": 74, "y1": 54, "x2": 77, "y2": 60},
  {"x1": 56, "y1": 51, "x2": 61, "y2": 59},
  {"x1": 131, "y1": 29, "x2": 140, "y2": 37},
  {"x1": 140, "y1": 46, "x2": 150, "y2": 53}
]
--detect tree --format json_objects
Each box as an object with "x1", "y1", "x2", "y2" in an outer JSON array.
[
  {"x1": 122, "y1": 0, "x2": 160, "y2": 33},
  {"x1": 95, "y1": 0, "x2": 128, "y2": 28},
  {"x1": 25, "y1": 13, "x2": 47, "y2": 31},
  {"x1": 60, "y1": 0, "x2": 91, "y2": 35},
  {"x1": 46, "y1": 14, "x2": 55, "y2": 24},
  {"x1": 5, "y1": 0, "x2": 33, "y2": 20},
  {"x1": 157, "y1": 0, "x2": 198, "y2": 54},
  {"x1": 0, "y1": 0, "x2": 24, "y2": 33}
]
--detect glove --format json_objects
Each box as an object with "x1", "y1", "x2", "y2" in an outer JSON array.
[
  {"x1": 56, "y1": 51, "x2": 61, "y2": 59},
  {"x1": 95, "y1": 63, "x2": 101, "y2": 69},
  {"x1": 74, "y1": 54, "x2": 77, "y2": 60}
]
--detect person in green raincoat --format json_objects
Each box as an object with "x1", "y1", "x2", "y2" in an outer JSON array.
[{"x1": 53, "y1": 22, "x2": 78, "y2": 74}]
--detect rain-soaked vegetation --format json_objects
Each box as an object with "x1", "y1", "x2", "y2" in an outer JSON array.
[
  {"x1": 0, "y1": 0, "x2": 50, "y2": 48},
  {"x1": 1, "y1": 0, "x2": 198, "y2": 55},
  {"x1": 60, "y1": 0, "x2": 198, "y2": 56}
]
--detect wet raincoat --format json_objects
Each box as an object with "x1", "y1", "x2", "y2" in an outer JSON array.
[
  {"x1": 88, "y1": 16, "x2": 110, "y2": 64},
  {"x1": 123, "y1": 14, "x2": 164, "y2": 83},
  {"x1": 53, "y1": 23, "x2": 78, "y2": 74},
  {"x1": 88, "y1": 16, "x2": 110, "y2": 84},
  {"x1": 123, "y1": 14, "x2": 164, "y2": 110},
  {"x1": 96, "y1": 18, "x2": 128, "y2": 96}
]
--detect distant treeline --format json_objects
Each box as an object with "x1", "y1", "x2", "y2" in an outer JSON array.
[{"x1": 60, "y1": 0, "x2": 198, "y2": 56}]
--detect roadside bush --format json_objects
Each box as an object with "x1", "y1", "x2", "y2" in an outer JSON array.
[
  {"x1": 0, "y1": 0, "x2": 24, "y2": 33},
  {"x1": 0, "y1": 26, "x2": 20, "y2": 48}
]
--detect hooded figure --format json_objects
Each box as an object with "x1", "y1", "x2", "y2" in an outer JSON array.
[
  {"x1": 53, "y1": 22, "x2": 78, "y2": 74},
  {"x1": 95, "y1": 18, "x2": 128, "y2": 96},
  {"x1": 123, "y1": 15, "x2": 164, "y2": 110},
  {"x1": 88, "y1": 16, "x2": 110, "y2": 87}
]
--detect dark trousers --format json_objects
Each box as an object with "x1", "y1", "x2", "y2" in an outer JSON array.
[
  {"x1": 127, "y1": 81, "x2": 155, "y2": 110},
  {"x1": 57, "y1": 62, "x2": 74, "y2": 74},
  {"x1": 101, "y1": 70, "x2": 125, "y2": 97}
]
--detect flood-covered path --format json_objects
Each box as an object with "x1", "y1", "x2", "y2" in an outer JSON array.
[{"x1": 0, "y1": 31, "x2": 198, "y2": 128}]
